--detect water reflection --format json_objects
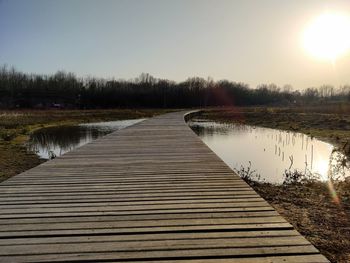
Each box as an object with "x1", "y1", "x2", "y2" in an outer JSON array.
[
  {"x1": 27, "y1": 119, "x2": 145, "y2": 159},
  {"x1": 189, "y1": 120, "x2": 349, "y2": 184}
]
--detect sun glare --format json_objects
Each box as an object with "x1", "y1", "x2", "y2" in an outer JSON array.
[
  {"x1": 303, "y1": 12, "x2": 350, "y2": 61},
  {"x1": 315, "y1": 159, "x2": 329, "y2": 181}
]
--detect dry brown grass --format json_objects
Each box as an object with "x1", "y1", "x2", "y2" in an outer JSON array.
[{"x1": 251, "y1": 181, "x2": 350, "y2": 263}]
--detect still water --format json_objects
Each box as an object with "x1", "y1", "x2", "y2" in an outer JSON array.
[
  {"x1": 27, "y1": 119, "x2": 145, "y2": 159},
  {"x1": 189, "y1": 120, "x2": 349, "y2": 184}
]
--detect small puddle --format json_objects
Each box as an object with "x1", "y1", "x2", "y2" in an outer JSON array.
[
  {"x1": 27, "y1": 119, "x2": 145, "y2": 159},
  {"x1": 189, "y1": 120, "x2": 349, "y2": 184}
]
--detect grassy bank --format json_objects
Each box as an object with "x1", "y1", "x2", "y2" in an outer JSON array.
[
  {"x1": 196, "y1": 106, "x2": 350, "y2": 262},
  {"x1": 0, "y1": 109, "x2": 172, "y2": 182}
]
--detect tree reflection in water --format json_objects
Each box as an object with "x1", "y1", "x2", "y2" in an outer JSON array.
[{"x1": 27, "y1": 119, "x2": 144, "y2": 159}]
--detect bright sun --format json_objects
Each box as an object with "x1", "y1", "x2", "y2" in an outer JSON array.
[{"x1": 303, "y1": 12, "x2": 350, "y2": 61}]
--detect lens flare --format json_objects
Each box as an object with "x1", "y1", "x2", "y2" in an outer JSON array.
[
  {"x1": 315, "y1": 158, "x2": 341, "y2": 205},
  {"x1": 327, "y1": 180, "x2": 340, "y2": 205},
  {"x1": 315, "y1": 159, "x2": 329, "y2": 181}
]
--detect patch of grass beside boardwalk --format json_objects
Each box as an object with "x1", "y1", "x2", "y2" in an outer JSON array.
[
  {"x1": 197, "y1": 105, "x2": 350, "y2": 263},
  {"x1": 0, "y1": 109, "x2": 172, "y2": 182}
]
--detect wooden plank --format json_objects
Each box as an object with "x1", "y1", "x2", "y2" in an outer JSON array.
[
  {"x1": 0, "y1": 230, "x2": 302, "y2": 245},
  {"x1": 0, "y1": 198, "x2": 266, "y2": 209},
  {"x1": 0, "y1": 245, "x2": 321, "y2": 262},
  {"x1": 0, "y1": 188, "x2": 258, "y2": 197},
  {"x1": 0, "y1": 193, "x2": 261, "y2": 204},
  {"x1": 0, "y1": 207, "x2": 277, "y2": 219},
  {"x1": 0, "y1": 211, "x2": 281, "y2": 224},
  {"x1": 0, "y1": 202, "x2": 273, "y2": 216},
  {"x1": 0, "y1": 236, "x2": 311, "y2": 255},
  {"x1": 0, "y1": 217, "x2": 288, "y2": 232}
]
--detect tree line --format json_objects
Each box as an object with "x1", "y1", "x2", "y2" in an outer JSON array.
[{"x1": 0, "y1": 65, "x2": 349, "y2": 109}]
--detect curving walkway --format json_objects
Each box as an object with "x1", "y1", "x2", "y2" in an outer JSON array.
[{"x1": 0, "y1": 111, "x2": 328, "y2": 262}]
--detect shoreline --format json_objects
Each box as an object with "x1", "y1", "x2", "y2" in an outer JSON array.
[
  {"x1": 0, "y1": 109, "x2": 172, "y2": 182},
  {"x1": 197, "y1": 106, "x2": 350, "y2": 159},
  {"x1": 194, "y1": 107, "x2": 350, "y2": 262}
]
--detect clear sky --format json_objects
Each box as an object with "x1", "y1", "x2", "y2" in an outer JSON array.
[{"x1": 1, "y1": 0, "x2": 350, "y2": 89}]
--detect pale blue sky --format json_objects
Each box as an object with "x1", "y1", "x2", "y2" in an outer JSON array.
[{"x1": 1, "y1": 0, "x2": 350, "y2": 89}]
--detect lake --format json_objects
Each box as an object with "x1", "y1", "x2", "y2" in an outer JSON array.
[
  {"x1": 188, "y1": 119, "x2": 349, "y2": 184},
  {"x1": 27, "y1": 119, "x2": 145, "y2": 159}
]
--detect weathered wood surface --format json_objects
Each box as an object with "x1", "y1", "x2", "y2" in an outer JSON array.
[{"x1": 0, "y1": 111, "x2": 328, "y2": 262}]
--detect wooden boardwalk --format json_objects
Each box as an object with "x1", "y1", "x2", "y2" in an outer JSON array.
[{"x1": 0, "y1": 111, "x2": 328, "y2": 262}]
